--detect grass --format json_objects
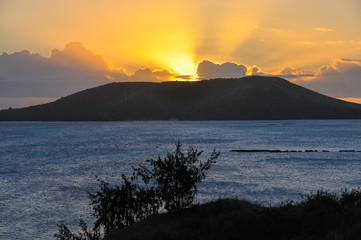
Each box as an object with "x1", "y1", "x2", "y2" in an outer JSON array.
[{"x1": 104, "y1": 190, "x2": 361, "y2": 240}]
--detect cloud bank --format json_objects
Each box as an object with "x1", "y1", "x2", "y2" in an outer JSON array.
[
  {"x1": 0, "y1": 42, "x2": 130, "y2": 108},
  {"x1": 1, "y1": 43, "x2": 361, "y2": 108},
  {"x1": 131, "y1": 68, "x2": 176, "y2": 82},
  {"x1": 0, "y1": 43, "x2": 179, "y2": 108},
  {"x1": 196, "y1": 60, "x2": 247, "y2": 79},
  {"x1": 294, "y1": 59, "x2": 361, "y2": 99},
  {"x1": 194, "y1": 59, "x2": 361, "y2": 104}
]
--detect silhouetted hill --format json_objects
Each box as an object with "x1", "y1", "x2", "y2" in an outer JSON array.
[
  {"x1": 104, "y1": 194, "x2": 361, "y2": 240},
  {"x1": 1, "y1": 76, "x2": 361, "y2": 121}
]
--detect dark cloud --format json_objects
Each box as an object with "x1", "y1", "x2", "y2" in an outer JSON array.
[
  {"x1": 271, "y1": 66, "x2": 315, "y2": 79},
  {"x1": 279, "y1": 66, "x2": 297, "y2": 75},
  {"x1": 240, "y1": 60, "x2": 361, "y2": 100},
  {"x1": 0, "y1": 43, "x2": 129, "y2": 108},
  {"x1": 194, "y1": 60, "x2": 315, "y2": 81},
  {"x1": 0, "y1": 42, "x2": 193, "y2": 108},
  {"x1": 50, "y1": 42, "x2": 109, "y2": 72},
  {"x1": 49, "y1": 42, "x2": 129, "y2": 80},
  {"x1": 2, "y1": 42, "x2": 361, "y2": 109},
  {"x1": 130, "y1": 68, "x2": 175, "y2": 82},
  {"x1": 196, "y1": 60, "x2": 247, "y2": 79},
  {"x1": 340, "y1": 58, "x2": 361, "y2": 63},
  {"x1": 294, "y1": 59, "x2": 361, "y2": 98}
]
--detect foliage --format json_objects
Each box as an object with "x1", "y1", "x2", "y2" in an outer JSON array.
[
  {"x1": 89, "y1": 174, "x2": 159, "y2": 234},
  {"x1": 54, "y1": 219, "x2": 101, "y2": 240},
  {"x1": 55, "y1": 142, "x2": 219, "y2": 239},
  {"x1": 133, "y1": 141, "x2": 220, "y2": 212},
  {"x1": 55, "y1": 174, "x2": 160, "y2": 240},
  {"x1": 106, "y1": 190, "x2": 361, "y2": 240}
]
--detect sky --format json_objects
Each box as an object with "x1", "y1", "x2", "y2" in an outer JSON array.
[{"x1": 0, "y1": 0, "x2": 360, "y2": 108}]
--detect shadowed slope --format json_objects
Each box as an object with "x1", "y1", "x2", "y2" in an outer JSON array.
[
  {"x1": 104, "y1": 194, "x2": 361, "y2": 240},
  {"x1": 1, "y1": 76, "x2": 361, "y2": 120}
]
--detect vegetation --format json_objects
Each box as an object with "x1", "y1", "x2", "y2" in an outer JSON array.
[
  {"x1": 105, "y1": 190, "x2": 361, "y2": 240},
  {"x1": 88, "y1": 175, "x2": 159, "y2": 234},
  {"x1": 133, "y1": 142, "x2": 219, "y2": 212},
  {"x1": 55, "y1": 142, "x2": 219, "y2": 240}
]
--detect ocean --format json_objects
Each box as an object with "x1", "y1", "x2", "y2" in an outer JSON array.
[{"x1": 1, "y1": 120, "x2": 361, "y2": 239}]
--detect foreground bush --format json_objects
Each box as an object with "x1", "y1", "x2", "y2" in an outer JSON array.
[
  {"x1": 133, "y1": 142, "x2": 220, "y2": 212},
  {"x1": 55, "y1": 142, "x2": 219, "y2": 240}
]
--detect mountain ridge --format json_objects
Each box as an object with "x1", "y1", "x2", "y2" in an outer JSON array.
[{"x1": 1, "y1": 76, "x2": 361, "y2": 121}]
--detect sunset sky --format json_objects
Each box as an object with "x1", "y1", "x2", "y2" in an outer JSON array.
[{"x1": 1, "y1": 0, "x2": 360, "y2": 108}]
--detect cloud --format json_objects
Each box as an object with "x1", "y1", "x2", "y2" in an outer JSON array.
[
  {"x1": 193, "y1": 58, "x2": 361, "y2": 101},
  {"x1": 279, "y1": 66, "x2": 297, "y2": 75},
  {"x1": 236, "y1": 59, "x2": 361, "y2": 101},
  {"x1": 0, "y1": 97, "x2": 57, "y2": 110},
  {"x1": 2, "y1": 42, "x2": 361, "y2": 109},
  {"x1": 49, "y1": 42, "x2": 129, "y2": 80},
  {"x1": 196, "y1": 60, "x2": 247, "y2": 79},
  {"x1": 245, "y1": 65, "x2": 314, "y2": 79},
  {"x1": 50, "y1": 42, "x2": 110, "y2": 72},
  {"x1": 247, "y1": 66, "x2": 263, "y2": 75},
  {"x1": 0, "y1": 42, "x2": 197, "y2": 108},
  {"x1": 340, "y1": 58, "x2": 361, "y2": 63},
  {"x1": 130, "y1": 68, "x2": 176, "y2": 82},
  {"x1": 325, "y1": 41, "x2": 346, "y2": 45},
  {"x1": 0, "y1": 43, "x2": 129, "y2": 108},
  {"x1": 194, "y1": 60, "x2": 313, "y2": 80},
  {"x1": 296, "y1": 41, "x2": 314, "y2": 45},
  {"x1": 294, "y1": 59, "x2": 361, "y2": 98},
  {"x1": 312, "y1": 27, "x2": 335, "y2": 32},
  {"x1": 271, "y1": 66, "x2": 315, "y2": 79}
]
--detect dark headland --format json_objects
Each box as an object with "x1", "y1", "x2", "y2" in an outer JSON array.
[{"x1": 2, "y1": 76, "x2": 361, "y2": 121}]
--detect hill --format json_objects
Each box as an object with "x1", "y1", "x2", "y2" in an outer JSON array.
[
  {"x1": 1, "y1": 76, "x2": 361, "y2": 121},
  {"x1": 104, "y1": 195, "x2": 361, "y2": 240}
]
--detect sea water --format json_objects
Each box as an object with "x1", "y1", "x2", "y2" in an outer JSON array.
[{"x1": 1, "y1": 120, "x2": 361, "y2": 239}]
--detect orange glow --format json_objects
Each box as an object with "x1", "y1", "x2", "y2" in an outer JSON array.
[
  {"x1": 297, "y1": 41, "x2": 314, "y2": 45},
  {"x1": 339, "y1": 98, "x2": 361, "y2": 104},
  {"x1": 325, "y1": 41, "x2": 346, "y2": 45},
  {"x1": 1, "y1": 0, "x2": 360, "y2": 77},
  {"x1": 150, "y1": 52, "x2": 196, "y2": 76},
  {"x1": 171, "y1": 75, "x2": 199, "y2": 82},
  {"x1": 312, "y1": 27, "x2": 335, "y2": 32}
]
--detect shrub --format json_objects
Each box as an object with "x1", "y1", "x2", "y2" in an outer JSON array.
[
  {"x1": 55, "y1": 142, "x2": 219, "y2": 239},
  {"x1": 133, "y1": 141, "x2": 220, "y2": 212},
  {"x1": 54, "y1": 219, "x2": 101, "y2": 240},
  {"x1": 89, "y1": 174, "x2": 159, "y2": 234}
]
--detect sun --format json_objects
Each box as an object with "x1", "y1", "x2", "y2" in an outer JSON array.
[
  {"x1": 155, "y1": 52, "x2": 196, "y2": 77},
  {"x1": 168, "y1": 54, "x2": 196, "y2": 76}
]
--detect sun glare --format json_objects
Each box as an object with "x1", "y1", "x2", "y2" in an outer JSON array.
[
  {"x1": 153, "y1": 52, "x2": 198, "y2": 80},
  {"x1": 167, "y1": 53, "x2": 196, "y2": 76}
]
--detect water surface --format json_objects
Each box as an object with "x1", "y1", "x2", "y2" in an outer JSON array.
[{"x1": 1, "y1": 120, "x2": 361, "y2": 239}]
